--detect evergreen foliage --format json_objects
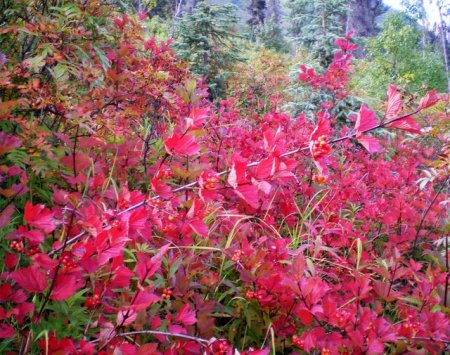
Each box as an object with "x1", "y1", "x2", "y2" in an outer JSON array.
[
  {"x1": 172, "y1": 1, "x2": 243, "y2": 99},
  {"x1": 286, "y1": 0, "x2": 348, "y2": 66}
]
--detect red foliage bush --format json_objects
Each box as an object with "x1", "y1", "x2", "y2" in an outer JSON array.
[{"x1": 0, "y1": 4, "x2": 449, "y2": 354}]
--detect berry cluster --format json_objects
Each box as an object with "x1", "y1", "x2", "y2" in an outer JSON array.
[
  {"x1": 200, "y1": 171, "x2": 219, "y2": 189},
  {"x1": 292, "y1": 335, "x2": 304, "y2": 348},
  {"x1": 245, "y1": 289, "x2": 264, "y2": 301},
  {"x1": 157, "y1": 167, "x2": 173, "y2": 180},
  {"x1": 311, "y1": 135, "x2": 331, "y2": 159},
  {"x1": 209, "y1": 339, "x2": 230, "y2": 355},
  {"x1": 10, "y1": 241, "x2": 24, "y2": 253},
  {"x1": 25, "y1": 246, "x2": 40, "y2": 257},
  {"x1": 61, "y1": 253, "x2": 77, "y2": 270},
  {"x1": 231, "y1": 250, "x2": 242, "y2": 262},
  {"x1": 147, "y1": 198, "x2": 163, "y2": 208},
  {"x1": 400, "y1": 315, "x2": 420, "y2": 337},
  {"x1": 162, "y1": 288, "x2": 173, "y2": 300},
  {"x1": 312, "y1": 174, "x2": 328, "y2": 184},
  {"x1": 335, "y1": 310, "x2": 350, "y2": 327},
  {"x1": 85, "y1": 292, "x2": 101, "y2": 308}
]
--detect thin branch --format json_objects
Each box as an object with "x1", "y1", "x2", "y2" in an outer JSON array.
[
  {"x1": 412, "y1": 177, "x2": 448, "y2": 252},
  {"x1": 90, "y1": 330, "x2": 210, "y2": 345},
  {"x1": 48, "y1": 108, "x2": 426, "y2": 256}
]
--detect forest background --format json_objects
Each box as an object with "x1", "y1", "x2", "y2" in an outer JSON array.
[{"x1": 0, "y1": 0, "x2": 449, "y2": 354}]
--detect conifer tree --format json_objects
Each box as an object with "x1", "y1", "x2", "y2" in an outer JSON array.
[
  {"x1": 286, "y1": 0, "x2": 348, "y2": 66},
  {"x1": 172, "y1": 1, "x2": 242, "y2": 99}
]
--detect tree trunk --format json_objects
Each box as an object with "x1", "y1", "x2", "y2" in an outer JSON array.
[
  {"x1": 437, "y1": 1, "x2": 450, "y2": 92},
  {"x1": 267, "y1": 0, "x2": 281, "y2": 27},
  {"x1": 346, "y1": 0, "x2": 383, "y2": 37}
]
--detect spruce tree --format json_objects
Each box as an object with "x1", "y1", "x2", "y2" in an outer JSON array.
[
  {"x1": 286, "y1": 0, "x2": 348, "y2": 66},
  {"x1": 172, "y1": 1, "x2": 242, "y2": 99}
]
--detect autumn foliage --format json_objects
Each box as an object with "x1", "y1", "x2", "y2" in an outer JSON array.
[{"x1": 0, "y1": 2, "x2": 449, "y2": 354}]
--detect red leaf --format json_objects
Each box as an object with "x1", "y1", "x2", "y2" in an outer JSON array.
[
  {"x1": 60, "y1": 153, "x2": 91, "y2": 173},
  {"x1": 20, "y1": 229, "x2": 45, "y2": 244},
  {"x1": 10, "y1": 266, "x2": 46, "y2": 293},
  {"x1": 135, "y1": 244, "x2": 169, "y2": 283},
  {"x1": 355, "y1": 103, "x2": 377, "y2": 134},
  {"x1": 419, "y1": 90, "x2": 439, "y2": 110},
  {"x1": 137, "y1": 10, "x2": 147, "y2": 21},
  {"x1": 164, "y1": 132, "x2": 200, "y2": 156},
  {"x1": 189, "y1": 219, "x2": 208, "y2": 238},
  {"x1": 335, "y1": 37, "x2": 357, "y2": 51},
  {"x1": 151, "y1": 178, "x2": 172, "y2": 198},
  {"x1": 185, "y1": 107, "x2": 209, "y2": 130},
  {"x1": 388, "y1": 116, "x2": 421, "y2": 134},
  {"x1": 234, "y1": 184, "x2": 259, "y2": 209},
  {"x1": 129, "y1": 291, "x2": 160, "y2": 311},
  {"x1": 5, "y1": 253, "x2": 18, "y2": 269},
  {"x1": 117, "y1": 310, "x2": 137, "y2": 326},
  {"x1": 255, "y1": 156, "x2": 277, "y2": 179},
  {"x1": 24, "y1": 202, "x2": 56, "y2": 234},
  {"x1": 263, "y1": 126, "x2": 284, "y2": 153},
  {"x1": 128, "y1": 209, "x2": 149, "y2": 234},
  {"x1": 252, "y1": 179, "x2": 272, "y2": 195},
  {"x1": 111, "y1": 266, "x2": 133, "y2": 288},
  {"x1": 296, "y1": 308, "x2": 313, "y2": 326},
  {"x1": 385, "y1": 84, "x2": 402, "y2": 119},
  {"x1": 175, "y1": 304, "x2": 197, "y2": 326},
  {"x1": 0, "y1": 204, "x2": 14, "y2": 228},
  {"x1": 310, "y1": 115, "x2": 331, "y2": 142},
  {"x1": 356, "y1": 135, "x2": 382, "y2": 153},
  {"x1": 0, "y1": 323, "x2": 15, "y2": 338},
  {"x1": 0, "y1": 132, "x2": 22, "y2": 154},
  {"x1": 50, "y1": 274, "x2": 79, "y2": 301},
  {"x1": 31, "y1": 253, "x2": 58, "y2": 270},
  {"x1": 227, "y1": 154, "x2": 247, "y2": 188}
]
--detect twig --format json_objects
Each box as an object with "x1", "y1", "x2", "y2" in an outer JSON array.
[
  {"x1": 90, "y1": 330, "x2": 210, "y2": 345},
  {"x1": 412, "y1": 177, "x2": 448, "y2": 252},
  {"x1": 47, "y1": 108, "x2": 426, "y2": 256}
]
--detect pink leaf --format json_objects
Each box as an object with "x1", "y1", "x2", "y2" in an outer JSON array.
[
  {"x1": 227, "y1": 154, "x2": 247, "y2": 188},
  {"x1": 60, "y1": 153, "x2": 91, "y2": 173},
  {"x1": 357, "y1": 135, "x2": 382, "y2": 153},
  {"x1": 137, "y1": 10, "x2": 147, "y2": 21},
  {"x1": 175, "y1": 304, "x2": 197, "y2": 326},
  {"x1": 129, "y1": 292, "x2": 160, "y2": 311},
  {"x1": 31, "y1": 253, "x2": 59, "y2": 270},
  {"x1": 185, "y1": 107, "x2": 209, "y2": 130},
  {"x1": 164, "y1": 132, "x2": 200, "y2": 156},
  {"x1": 21, "y1": 229, "x2": 45, "y2": 244},
  {"x1": 356, "y1": 103, "x2": 377, "y2": 134},
  {"x1": 335, "y1": 37, "x2": 357, "y2": 51},
  {"x1": 135, "y1": 245, "x2": 169, "y2": 283},
  {"x1": 252, "y1": 179, "x2": 272, "y2": 195},
  {"x1": 419, "y1": 90, "x2": 439, "y2": 110},
  {"x1": 234, "y1": 184, "x2": 259, "y2": 209},
  {"x1": 50, "y1": 274, "x2": 79, "y2": 301},
  {"x1": 24, "y1": 202, "x2": 56, "y2": 234},
  {"x1": 310, "y1": 115, "x2": 331, "y2": 142},
  {"x1": 0, "y1": 204, "x2": 14, "y2": 229},
  {"x1": 388, "y1": 116, "x2": 421, "y2": 134},
  {"x1": 117, "y1": 310, "x2": 137, "y2": 326},
  {"x1": 10, "y1": 266, "x2": 46, "y2": 293},
  {"x1": 385, "y1": 84, "x2": 402, "y2": 119},
  {"x1": 0, "y1": 323, "x2": 15, "y2": 338},
  {"x1": 189, "y1": 219, "x2": 208, "y2": 237},
  {"x1": 255, "y1": 156, "x2": 277, "y2": 180},
  {"x1": 0, "y1": 132, "x2": 22, "y2": 155}
]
